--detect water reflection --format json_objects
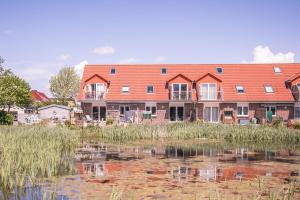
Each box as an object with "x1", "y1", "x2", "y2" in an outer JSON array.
[{"x1": 75, "y1": 143, "x2": 300, "y2": 183}]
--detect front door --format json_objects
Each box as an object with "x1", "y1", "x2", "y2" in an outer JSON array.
[{"x1": 170, "y1": 106, "x2": 184, "y2": 121}]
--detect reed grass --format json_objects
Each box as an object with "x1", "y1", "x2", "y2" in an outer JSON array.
[
  {"x1": 0, "y1": 125, "x2": 79, "y2": 197},
  {"x1": 82, "y1": 122, "x2": 300, "y2": 144}
]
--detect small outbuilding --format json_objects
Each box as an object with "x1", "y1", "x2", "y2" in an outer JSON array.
[{"x1": 38, "y1": 104, "x2": 71, "y2": 122}]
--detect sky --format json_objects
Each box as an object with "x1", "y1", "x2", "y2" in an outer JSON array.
[{"x1": 0, "y1": 0, "x2": 300, "y2": 96}]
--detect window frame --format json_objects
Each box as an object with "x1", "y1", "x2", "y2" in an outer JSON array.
[
  {"x1": 121, "y1": 86, "x2": 130, "y2": 93},
  {"x1": 172, "y1": 83, "x2": 188, "y2": 100},
  {"x1": 145, "y1": 106, "x2": 157, "y2": 117},
  {"x1": 147, "y1": 85, "x2": 154, "y2": 94},
  {"x1": 237, "y1": 106, "x2": 249, "y2": 117},
  {"x1": 200, "y1": 83, "x2": 217, "y2": 100},
  {"x1": 119, "y1": 105, "x2": 130, "y2": 116}
]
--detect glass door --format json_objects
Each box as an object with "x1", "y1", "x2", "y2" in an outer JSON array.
[
  {"x1": 170, "y1": 106, "x2": 184, "y2": 121},
  {"x1": 204, "y1": 106, "x2": 219, "y2": 122},
  {"x1": 100, "y1": 106, "x2": 106, "y2": 121}
]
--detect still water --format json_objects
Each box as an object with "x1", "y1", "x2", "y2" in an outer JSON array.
[{"x1": 3, "y1": 141, "x2": 300, "y2": 199}]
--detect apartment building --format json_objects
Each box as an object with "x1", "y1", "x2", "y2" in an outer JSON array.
[{"x1": 77, "y1": 64, "x2": 300, "y2": 124}]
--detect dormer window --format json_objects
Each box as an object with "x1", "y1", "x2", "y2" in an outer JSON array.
[
  {"x1": 110, "y1": 68, "x2": 116, "y2": 75},
  {"x1": 273, "y1": 66, "x2": 281, "y2": 73},
  {"x1": 265, "y1": 85, "x2": 274, "y2": 93},
  {"x1": 236, "y1": 85, "x2": 245, "y2": 93},
  {"x1": 216, "y1": 67, "x2": 223, "y2": 74},
  {"x1": 161, "y1": 67, "x2": 167, "y2": 74}
]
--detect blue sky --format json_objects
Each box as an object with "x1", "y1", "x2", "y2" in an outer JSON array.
[{"x1": 0, "y1": 0, "x2": 300, "y2": 95}]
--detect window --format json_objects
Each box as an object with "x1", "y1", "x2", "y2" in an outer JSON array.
[
  {"x1": 172, "y1": 83, "x2": 188, "y2": 100},
  {"x1": 200, "y1": 83, "x2": 217, "y2": 100},
  {"x1": 295, "y1": 107, "x2": 300, "y2": 119},
  {"x1": 120, "y1": 106, "x2": 130, "y2": 116},
  {"x1": 110, "y1": 68, "x2": 116, "y2": 74},
  {"x1": 237, "y1": 106, "x2": 249, "y2": 116},
  {"x1": 204, "y1": 106, "x2": 219, "y2": 122},
  {"x1": 147, "y1": 85, "x2": 154, "y2": 93},
  {"x1": 273, "y1": 66, "x2": 281, "y2": 73},
  {"x1": 236, "y1": 85, "x2": 245, "y2": 93},
  {"x1": 161, "y1": 67, "x2": 167, "y2": 74},
  {"x1": 216, "y1": 67, "x2": 223, "y2": 74},
  {"x1": 265, "y1": 86, "x2": 274, "y2": 93},
  {"x1": 145, "y1": 106, "x2": 157, "y2": 116},
  {"x1": 122, "y1": 86, "x2": 130, "y2": 93},
  {"x1": 266, "y1": 106, "x2": 276, "y2": 116}
]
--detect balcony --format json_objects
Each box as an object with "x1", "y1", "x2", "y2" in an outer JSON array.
[
  {"x1": 170, "y1": 91, "x2": 192, "y2": 101},
  {"x1": 84, "y1": 91, "x2": 106, "y2": 100}
]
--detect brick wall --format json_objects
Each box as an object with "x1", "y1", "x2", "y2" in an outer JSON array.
[
  {"x1": 81, "y1": 102, "x2": 92, "y2": 116},
  {"x1": 277, "y1": 104, "x2": 294, "y2": 121},
  {"x1": 197, "y1": 103, "x2": 204, "y2": 120},
  {"x1": 155, "y1": 103, "x2": 169, "y2": 122},
  {"x1": 184, "y1": 103, "x2": 193, "y2": 121}
]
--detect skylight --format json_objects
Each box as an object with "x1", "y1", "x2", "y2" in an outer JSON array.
[
  {"x1": 265, "y1": 86, "x2": 274, "y2": 93},
  {"x1": 110, "y1": 68, "x2": 116, "y2": 74},
  {"x1": 236, "y1": 85, "x2": 245, "y2": 93},
  {"x1": 122, "y1": 86, "x2": 130, "y2": 93},
  {"x1": 216, "y1": 67, "x2": 223, "y2": 74},
  {"x1": 273, "y1": 66, "x2": 281, "y2": 73},
  {"x1": 161, "y1": 67, "x2": 167, "y2": 74}
]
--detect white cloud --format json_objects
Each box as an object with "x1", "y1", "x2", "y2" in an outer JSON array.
[
  {"x1": 154, "y1": 56, "x2": 167, "y2": 63},
  {"x1": 59, "y1": 53, "x2": 71, "y2": 61},
  {"x1": 74, "y1": 60, "x2": 88, "y2": 78},
  {"x1": 117, "y1": 57, "x2": 141, "y2": 64},
  {"x1": 252, "y1": 45, "x2": 295, "y2": 63},
  {"x1": 92, "y1": 46, "x2": 115, "y2": 55}
]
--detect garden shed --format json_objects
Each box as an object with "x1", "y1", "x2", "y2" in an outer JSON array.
[{"x1": 38, "y1": 104, "x2": 71, "y2": 122}]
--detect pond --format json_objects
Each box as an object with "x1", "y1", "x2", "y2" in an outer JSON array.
[{"x1": 2, "y1": 140, "x2": 300, "y2": 199}]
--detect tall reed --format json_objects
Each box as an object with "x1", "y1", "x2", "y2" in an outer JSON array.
[{"x1": 0, "y1": 125, "x2": 79, "y2": 197}]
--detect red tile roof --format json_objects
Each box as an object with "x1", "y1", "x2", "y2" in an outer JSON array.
[
  {"x1": 31, "y1": 90, "x2": 50, "y2": 102},
  {"x1": 78, "y1": 64, "x2": 300, "y2": 102}
]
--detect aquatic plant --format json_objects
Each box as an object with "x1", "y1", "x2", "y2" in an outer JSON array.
[
  {"x1": 0, "y1": 125, "x2": 79, "y2": 197},
  {"x1": 81, "y1": 122, "x2": 300, "y2": 145}
]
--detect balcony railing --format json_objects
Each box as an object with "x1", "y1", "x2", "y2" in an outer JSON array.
[
  {"x1": 84, "y1": 91, "x2": 106, "y2": 100},
  {"x1": 198, "y1": 90, "x2": 223, "y2": 101},
  {"x1": 170, "y1": 91, "x2": 192, "y2": 101}
]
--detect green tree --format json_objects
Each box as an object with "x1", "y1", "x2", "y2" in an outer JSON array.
[
  {"x1": 0, "y1": 56, "x2": 12, "y2": 76},
  {"x1": 0, "y1": 74, "x2": 32, "y2": 112},
  {"x1": 49, "y1": 67, "x2": 80, "y2": 102}
]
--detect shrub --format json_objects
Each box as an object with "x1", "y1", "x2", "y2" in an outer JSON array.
[
  {"x1": 106, "y1": 118, "x2": 114, "y2": 125},
  {"x1": 0, "y1": 110, "x2": 14, "y2": 125},
  {"x1": 294, "y1": 121, "x2": 300, "y2": 129},
  {"x1": 271, "y1": 117, "x2": 284, "y2": 128}
]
